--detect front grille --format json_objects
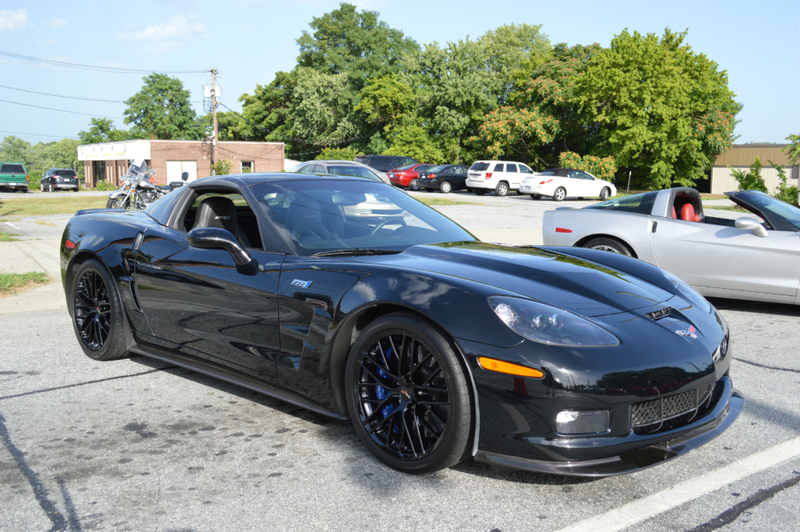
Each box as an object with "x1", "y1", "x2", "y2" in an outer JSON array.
[{"x1": 631, "y1": 383, "x2": 714, "y2": 432}]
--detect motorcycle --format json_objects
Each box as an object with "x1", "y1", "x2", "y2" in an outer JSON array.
[{"x1": 106, "y1": 160, "x2": 176, "y2": 209}]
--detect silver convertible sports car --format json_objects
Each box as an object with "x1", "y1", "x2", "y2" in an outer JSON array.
[{"x1": 543, "y1": 188, "x2": 800, "y2": 305}]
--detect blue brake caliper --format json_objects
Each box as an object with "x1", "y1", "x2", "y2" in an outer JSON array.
[{"x1": 374, "y1": 347, "x2": 400, "y2": 433}]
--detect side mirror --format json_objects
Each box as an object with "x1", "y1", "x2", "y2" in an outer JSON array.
[
  {"x1": 735, "y1": 217, "x2": 768, "y2": 238},
  {"x1": 181, "y1": 172, "x2": 189, "y2": 182},
  {"x1": 188, "y1": 227, "x2": 257, "y2": 273}
]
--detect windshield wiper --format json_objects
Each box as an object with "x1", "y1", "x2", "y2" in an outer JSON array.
[{"x1": 313, "y1": 248, "x2": 402, "y2": 257}]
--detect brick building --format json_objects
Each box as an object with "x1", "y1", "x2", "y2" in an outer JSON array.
[{"x1": 77, "y1": 139, "x2": 285, "y2": 188}]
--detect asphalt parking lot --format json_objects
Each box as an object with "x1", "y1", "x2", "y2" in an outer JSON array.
[{"x1": 1, "y1": 190, "x2": 799, "y2": 532}]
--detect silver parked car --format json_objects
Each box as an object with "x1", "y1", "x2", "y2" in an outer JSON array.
[
  {"x1": 290, "y1": 159, "x2": 391, "y2": 185},
  {"x1": 543, "y1": 187, "x2": 800, "y2": 305}
]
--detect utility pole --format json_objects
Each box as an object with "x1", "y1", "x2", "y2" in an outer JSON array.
[{"x1": 209, "y1": 68, "x2": 219, "y2": 169}]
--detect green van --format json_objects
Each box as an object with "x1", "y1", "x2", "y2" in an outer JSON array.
[{"x1": 0, "y1": 162, "x2": 29, "y2": 192}]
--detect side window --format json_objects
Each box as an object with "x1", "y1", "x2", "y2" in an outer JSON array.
[
  {"x1": 494, "y1": 164, "x2": 505, "y2": 172},
  {"x1": 506, "y1": 164, "x2": 518, "y2": 173},
  {"x1": 520, "y1": 165, "x2": 533, "y2": 174},
  {"x1": 185, "y1": 191, "x2": 263, "y2": 251},
  {"x1": 311, "y1": 164, "x2": 326, "y2": 173},
  {"x1": 568, "y1": 171, "x2": 581, "y2": 179},
  {"x1": 297, "y1": 165, "x2": 314, "y2": 174}
]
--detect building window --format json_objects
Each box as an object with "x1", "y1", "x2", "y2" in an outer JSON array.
[{"x1": 242, "y1": 161, "x2": 254, "y2": 173}]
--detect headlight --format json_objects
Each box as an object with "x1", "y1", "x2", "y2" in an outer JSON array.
[
  {"x1": 489, "y1": 296, "x2": 619, "y2": 347},
  {"x1": 663, "y1": 271, "x2": 710, "y2": 313}
]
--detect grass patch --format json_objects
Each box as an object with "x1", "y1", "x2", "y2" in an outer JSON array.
[
  {"x1": 0, "y1": 272, "x2": 50, "y2": 298},
  {"x1": 0, "y1": 195, "x2": 108, "y2": 217},
  {"x1": 415, "y1": 196, "x2": 474, "y2": 206},
  {"x1": 0, "y1": 232, "x2": 19, "y2": 242}
]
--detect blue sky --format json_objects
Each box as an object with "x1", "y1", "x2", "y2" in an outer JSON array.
[{"x1": 1, "y1": 0, "x2": 798, "y2": 146}]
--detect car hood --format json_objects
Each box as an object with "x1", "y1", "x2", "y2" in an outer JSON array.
[{"x1": 388, "y1": 242, "x2": 674, "y2": 317}]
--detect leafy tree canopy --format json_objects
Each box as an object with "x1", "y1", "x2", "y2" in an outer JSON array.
[
  {"x1": 78, "y1": 118, "x2": 141, "y2": 144},
  {"x1": 574, "y1": 29, "x2": 739, "y2": 189},
  {"x1": 297, "y1": 2, "x2": 419, "y2": 91},
  {"x1": 124, "y1": 73, "x2": 204, "y2": 140}
]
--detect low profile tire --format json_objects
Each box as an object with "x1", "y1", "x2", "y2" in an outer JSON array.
[
  {"x1": 530, "y1": 194, "x2": 541, "y2": 200},
  {"x1": 582, "y1": 237, "x2": 632, "y2": 257},
  {"x1": 553, "y1": 187, "x2": 566, "y2": 201},
  {"x1": 600, "y1": 187, "x2": 611, "y2": 201},
  {"x1": 345, "y1": 313, "x2": 472, "y2": 474},
  {"x1": 495, "y1": 182, "x2": 509, "y2": 197},
  {"x1": 474, "y1": 189, "x2": 486, "y2": 196},
  {"x1": 439, "y1": 181, "x2": 452, "y2": 194},
  {"x1": 70, "y1": 259, "x2": 128, "y2": 361},
  {"x1": 409, "y1": 179, "x2": 420, "y2": 191}
]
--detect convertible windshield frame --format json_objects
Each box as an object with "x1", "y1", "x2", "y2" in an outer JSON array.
[{"x1": 585, "y1": 191, "x2": 659, "y2": 215}]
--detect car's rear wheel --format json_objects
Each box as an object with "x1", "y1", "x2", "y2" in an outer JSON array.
[
  {"x1": 439, "y1": 181, "x2": 452, "y2": 194},
  {"x1": 530, "y1": 194, "x2": 541, "y2": 200},
  {"x1": 409, "y1": 178, "x2": 420, "y2": 191},
  {"x1": 600, "y1": 187, "x2": 611, "y2": 201},
  {"x1": 71, "y1": 259, "x2": 128, "y2": 361},
  {"x1": 495, "y1": 182, "x2": 509, "y2": 197},
  {"x1": 582, "y1": 237, "x2": 632, "y2": 257},
  {"x1": 553, "y1": 187, "x2": 566, "y2": 201},
  {"x1": 48, "y1": 184, "x2": 54, "y2": 193},
  {"x1": 474, "y1": 189, "x2": 486, "y2": 196},
  {"x1": 345, "y1": 313, "x2": 472, "y2": 474}
]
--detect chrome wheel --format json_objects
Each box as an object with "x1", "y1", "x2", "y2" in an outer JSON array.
[
  {"x1": 495, "y1": 182, "x2": 509, "y2": 197},
  {"x1": 554, "y1": 187, "x2": 566, "y2": 201},
  {"x1": 409, "y1": 178, "x2": 420, "y2": 191}
]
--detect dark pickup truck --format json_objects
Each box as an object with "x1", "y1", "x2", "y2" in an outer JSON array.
[{"x1": 0, "y1": 162, "x2": 29, "y2": 192}]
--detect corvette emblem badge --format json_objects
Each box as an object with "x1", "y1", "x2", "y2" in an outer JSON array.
[{"x1": 676, "y1": 326, "x2": 697, "y2": 339}]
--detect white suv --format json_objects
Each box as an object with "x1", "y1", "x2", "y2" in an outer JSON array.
[{"x1": 465, "y1": 160, "x2": 534, "y2": 196}]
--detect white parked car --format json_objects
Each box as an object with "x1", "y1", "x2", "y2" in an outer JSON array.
[
  {"x1": 520, "y1": 168, "x2": 616, "y2": 201},
  {"x1": 465, "y1": 160, "x2": 535, "y2": 196}
]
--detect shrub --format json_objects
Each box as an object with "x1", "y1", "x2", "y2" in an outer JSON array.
[
  {"x1": 558, "y1": 152, "x2": 617, "y2": 180},
  {"x1": 730, "y1": 156, "x2": 767, "y2": 192}
]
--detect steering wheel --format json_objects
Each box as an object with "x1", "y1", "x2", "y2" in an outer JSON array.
[{"x1": 368, "y1": 218, "x2": 391, "y2": 236}]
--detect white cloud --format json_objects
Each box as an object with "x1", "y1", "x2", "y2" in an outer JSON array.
[
  {"x1": 117, "y1": 14, "x2": 204, "y2": 42},
  {"x1": 0, "y1": 9, "x2": 27, "y2": 33},
  {"x1": 48, "y1": 18, "x2": 68, "y2": 28}
]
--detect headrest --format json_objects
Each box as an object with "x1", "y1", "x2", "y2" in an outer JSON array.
[{"x1": 193, "y1": 197, "x2": 238, "y2": 233}]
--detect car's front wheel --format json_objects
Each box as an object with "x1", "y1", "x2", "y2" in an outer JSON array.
[
  {"x1": 600, "y1": 187, "x2": 611, "y2": 201},
  {"x1": 71, "y1": 259, "x2": 128, "y2": 361},
  {"x1": 553, "y1": 187, "x2": 566, "y2": 201},
  {"x1": 582, "y1": 237, "x2": 632, "y2": 257},
  {"x1": 345, "y1": 313, "x2": 472, "y2": 474},
  {"x1": 439, "y1": 181, "x2": 452, "y2": 194}
]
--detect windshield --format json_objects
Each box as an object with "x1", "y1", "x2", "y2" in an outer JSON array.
[
  {"x1": 250, "y1": 179, "x2": 475, "y2": 256},
  {"x1": 325, "y1": 165, "x2": 382, "y2": 181},
  {"x1": 736, "y1": 191, "x2": 800, "y2": 230},
  {"x1": 586, "y1": 191, "x2": 659, "y2": 214}
]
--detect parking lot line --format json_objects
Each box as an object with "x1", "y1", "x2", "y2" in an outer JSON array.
[{"x1": 555, "y1": 435, "x2": 800, "y2": 532}]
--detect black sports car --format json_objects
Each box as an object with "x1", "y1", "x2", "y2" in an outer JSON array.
[{"x1": 60, "y1": 173, "x2": 742, "y2": 476}]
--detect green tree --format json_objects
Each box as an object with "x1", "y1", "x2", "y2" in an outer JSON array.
[
  {"x1": 316, "y1": 146, "x2": 362, "y2": 160},
  {"x1": 575, "y1": 29, "x2": 739, "y2": 189},
  {"x1": 292, "y1": 69, "x2": 359, "y2": 143},
  {"x1": 476, "y1": 106, "x2": 559, "y2": 162},
  {"x1": 124, "y1": 73, "x2": 204, "y2": 140},
  {"x1": 0, "y1": 136, "x2": 30, "y2": 163},
  {"x1": 784, "y1": 134, "x2": 800, "y2": 164},
  {"x1": 383, "y1": 123, "x2": 444, "y2": 163},
  {"x1": 296, "y1": 2, "x2": 419, "y2": 91},
  {"x1": 730, "y1": 156, "x2": 767, "y2": 192},
  {"x1": 78, "y1": 118, "x2": 139, "y2": 144}
]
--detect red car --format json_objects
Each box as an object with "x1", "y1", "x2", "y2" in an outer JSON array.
[{"x1": 387, "y1": 163, "x2": 436, "y2": 190}]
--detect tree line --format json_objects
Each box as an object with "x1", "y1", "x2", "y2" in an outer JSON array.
[{"x1": 4, "y1": 3, "x2": 799, "y2": 191}]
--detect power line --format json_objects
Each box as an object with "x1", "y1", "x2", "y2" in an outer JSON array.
[
  {"x1": 0, "y1": 98, "x2": 123, "y2": 119},
  {"x1": 0, "y1": 84, "x2": 125, "y2": 103},
  {"x1": 0, "y1": 130, "x2": 78, "y2": 140},
  {"x1": 0, "y1": 50, "x2": 207, "y2": 74}
]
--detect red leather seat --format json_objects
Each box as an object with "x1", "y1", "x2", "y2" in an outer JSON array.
[{"x1": 680, "y1": 203, "x2": 700, "y2": 222}]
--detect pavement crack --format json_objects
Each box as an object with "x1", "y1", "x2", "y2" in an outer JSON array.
[
  {"x1": 736, "y1": 358, "x2": 800, "y2": 374},
  {"x1": 685, "y1": 471, "x2": 800, "y2": 531},
  {"x1": 0, "y1": 367, "x2": 177, "y2": 402},
  {"x1": 0, "y1": 411, "x2": 68, "y2": 531}
]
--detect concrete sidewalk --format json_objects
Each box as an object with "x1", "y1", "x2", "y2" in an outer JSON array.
[{"x1": 0, "y1": 239, "x2": 66, "y2": 314}]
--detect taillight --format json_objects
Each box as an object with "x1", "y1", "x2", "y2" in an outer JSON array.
[
  {"x1": 429, "y1": 174, "x2": 437, "y2": 179},
  {"x1": 485, "y1": 172, "x2": 493, "y2": 179},
  {"x1": 540, "y1": 179, "x2": 552, "y2": 184}
]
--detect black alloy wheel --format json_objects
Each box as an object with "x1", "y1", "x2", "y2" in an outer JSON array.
[
  {"x1": 71, "y1": 260, "x2": 128, "y2": 361},
  {"x1": 345, "y1": 313, "x2": 472, "y2": 473}
]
